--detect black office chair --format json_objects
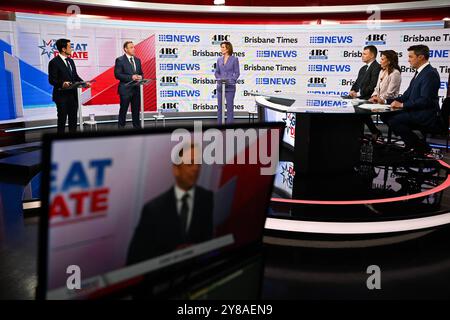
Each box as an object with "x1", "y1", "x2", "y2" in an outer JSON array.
[{"x1": 414, "y1": 97, "x2": 450, "y2": 153}]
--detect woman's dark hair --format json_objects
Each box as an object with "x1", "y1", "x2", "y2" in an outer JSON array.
[
  {"x1": 220, "y1": 41, "x2": 233, "y2": 55},
  {"x1": 380, "y1": 50, "x2": 401, "y2": 74}
]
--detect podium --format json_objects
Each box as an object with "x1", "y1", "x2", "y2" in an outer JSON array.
[
  {"x1": 62, "y1": 81, "x2": 94, "y2": 132},
  {"x1": 126, "y1": 79, "x2": 153, "y2": 128},
  {"x1": 217, "y1": 78, "x2": 235, "y2": 125}
]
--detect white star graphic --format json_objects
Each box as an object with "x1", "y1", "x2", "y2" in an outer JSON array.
[{"x1": 39, "y1": 39, "x2": 55, "y2": 59}]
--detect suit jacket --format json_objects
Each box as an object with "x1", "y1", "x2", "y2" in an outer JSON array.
[
  {"x1": 48, "y1": 55, "x2": 83, "y2": 103},
  {"x1": 351, "y1": 60, "x2": 381, "y2": 99},
  {"x1": 371, "y1": 68, "x2": 402, "y2": 101},
  {"x1": 114, "y1": 54, "x2": 144, "y2": 96},
  {"x1": 126, "y1": 186, "x2": 214, "y2": 265},
  {"x1": 214, "y1": 55, "x2": 240, "y2": 89},
  {"x1": 447, "y1": 71, "x2": 450, "y2": 98},
  {"x1": 387, "y1": 64, "x2": 441, "y2": 127}
]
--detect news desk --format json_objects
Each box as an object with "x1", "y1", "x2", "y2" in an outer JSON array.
[{"x1": 255, "y1": 93, "x2": 397, "y2": 175}]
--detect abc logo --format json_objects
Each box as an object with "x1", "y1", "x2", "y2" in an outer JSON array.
[
  {"x1": 160, "y1": 76, "x2": 178, "y2": 86},
  {"x1": 159, "y1": 48, "x2": 178, "y2": 55},
  {"x1": 161, "y1": 102, "x2": 179, "y2": 109},
  {"x1": 212, "y1": 35, "x2": 230, "y2": 42},
  {"x1": 366, "y1": 34, "x2": 387, "y2": 42},
  {"x1": 160, "y1": 76, "x2": 178, "y2": 83},
  {"x1": 309, "y1": 49, "x2": 328, "y2": 56},
  {"x1": 308, "y1": 77, "x2": 327, "y2": 84}
]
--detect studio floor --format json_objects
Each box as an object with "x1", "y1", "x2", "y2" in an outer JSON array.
[{"x1": 1, "y1": 118, "x2": 450, "y2": 300}]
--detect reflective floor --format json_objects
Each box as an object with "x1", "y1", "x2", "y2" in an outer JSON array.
[
  {"x1": 262, "y1": 225, "x2": 450, "y2": 299},
  {"x1": 269, "y1": 140, "x2": 450, "y2": 222},
  {"x1": 262, "y1": 137, "x2": 450, "y2": 299},
  {"x1": 1, "y1": 121, "x2": 450, "y2": 299}
]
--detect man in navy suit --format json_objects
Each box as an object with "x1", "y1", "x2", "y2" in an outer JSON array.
[
  {"x1": 48, "y1": 39, "x2": 90, "y2": 133},
  {"x1": 382, "y1": 45, "x2": 441, "y2": 154},
  {"x1": 127, "y1": 144, "x2": 214, "y2": 265},
  {"x1": 114, "y1": 41, "x2": 144, "y2": 129}
]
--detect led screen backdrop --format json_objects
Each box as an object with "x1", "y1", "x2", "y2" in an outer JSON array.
[{"x1": 0, "y1": 13, "x2": 448, "y2": 123}]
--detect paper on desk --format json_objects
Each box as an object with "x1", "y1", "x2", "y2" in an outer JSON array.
[
  {"x1": 358, "y1": 103, "x2": 390, "y2": 111},
  {"x1": 353, "y1": 98, "x2": 370, "y2": 103}
]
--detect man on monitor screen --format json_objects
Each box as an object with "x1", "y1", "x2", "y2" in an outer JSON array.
[{"x1": 127, "y1": 144, "x2": 214, "y2": 265}]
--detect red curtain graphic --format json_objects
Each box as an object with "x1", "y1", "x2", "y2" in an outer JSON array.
[{"x1": 84, "y1": 35, "x2": 157, "y2": 112}]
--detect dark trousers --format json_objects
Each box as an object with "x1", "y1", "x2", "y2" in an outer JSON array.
[
  {"x1": 381, "y1": 111, "x2": 430, "y2": 151},
  {"x1": 362, "y1": 115, "x2": 381, "y2": 135},
  {"x1": 56, "y1": 97, "x2": 78, "y2": 133},
  {"x1": 118, "y1": 90, "x2": 141, "y2": 129}
]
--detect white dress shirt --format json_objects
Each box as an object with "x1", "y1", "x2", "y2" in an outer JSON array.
[
  {"x1": 174, "y1": 185, "x2": 195, "y2": 232},
  {"x1": 59, "y1": 54, "x2": 72, "y2": 71},
  {"x1": 126, "y1": 53, "x2": 136, "y2": 71},
  {"x1": 415, "y1": 61, "x2": 430, "y2": 76}
]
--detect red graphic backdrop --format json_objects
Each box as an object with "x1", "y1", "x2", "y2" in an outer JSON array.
[{"x1": 84, "y1": 35, "x2": 157, "y2": 112}]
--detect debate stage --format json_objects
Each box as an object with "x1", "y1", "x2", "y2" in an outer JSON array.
[{"x1": 1, "y1": 117, "x2": 450, "y2": 299}]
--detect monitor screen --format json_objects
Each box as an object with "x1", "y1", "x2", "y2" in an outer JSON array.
[
  {"x1": 264, "y1": 108, "x2": 296, "y2": 148},
  {"x1": 38, "y1": 123, "x2": 282, "y2": 299}
]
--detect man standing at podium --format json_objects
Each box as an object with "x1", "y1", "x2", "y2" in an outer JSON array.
[
  {"x1": 114, "y1": 41, "x2": 144, "y2": 129},
  {"x1": 48, "y1": 38, "x2": 89, "y2": 133}
]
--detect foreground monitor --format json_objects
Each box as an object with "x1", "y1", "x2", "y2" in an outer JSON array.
[{"x1": 37, "y1": 122, "x2": 283, "y2": 299}]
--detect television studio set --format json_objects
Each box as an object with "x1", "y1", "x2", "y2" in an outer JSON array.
[{"x1": 0, "y1": 0, "x2": 450, "y2": 306}]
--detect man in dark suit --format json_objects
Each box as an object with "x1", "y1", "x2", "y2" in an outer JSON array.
[
  {"x1": 114, "y1": 41, "x2": 144, "y2": 129},
  {"x1": 349, "y1": 45, "x2": 381, "y2": 100},
  {"x1": 127, "y1": 144, "x2": 214, "y2": 265},
  {"x1": 350, "y1": 45, "x2": 382, "y2": 139},
  {"x1": 382, "y1": 45, "x2": 441, "y2": 155},
  {"x1": 48, "y1": 39, "x2": 90, "y2": 133}
]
